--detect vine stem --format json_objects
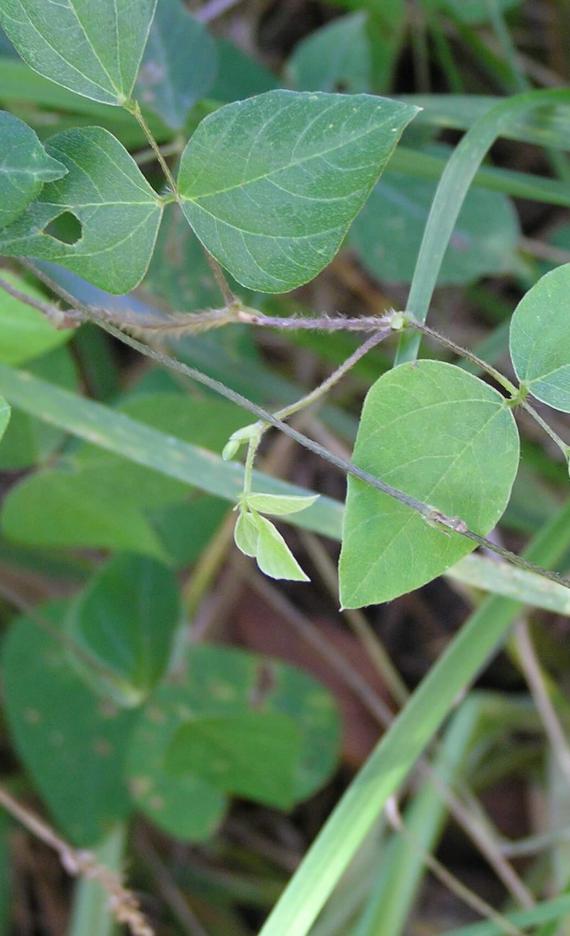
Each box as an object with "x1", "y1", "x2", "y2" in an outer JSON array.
[
  {"x1": 124, "y1": 99, "x2": 236, "y2": 306},
  {"x1": 0, "y1": 785, "x2": 153, "y2": 936},
  {"x1": 4, "y1": 269, "x2": 569, "y2": 592}
]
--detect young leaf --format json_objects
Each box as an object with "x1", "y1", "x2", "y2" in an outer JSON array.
[
  {"x1": 234, "y1": 510, "x2": 259, "y2": 558},
  {"x1": 246, "y1": 493, "x2": 320, "y2": 516},
  {"x1": 509, "y1": 263, "x2": 570, "y2": 413},
  {"x1": 349, "y1": 168, "x2": 520, "y2": 285},
  {"x1": 166, "y1": 712, "x2": 302, "y2": 810},
  {"x1": 177, "y1": 90, "x2": 419, "y2": 293},
  {"x1": 0, "y1": 110, "x2": 66, "y2": 228},
  {"x1": 66, "y1": 555, "x2": 181, "y2": 707},
  {"x1": 288, "y1": 13, "x2": 372, "y2": 94},
  {"x1": 2, "y1": 602, "x2": 136, "y2": 846},
  {"x1": 0, "y1": 398, "x2": 9, "y2": 442},
  {"x1": 339, "y1": 361, "x2": 520, "y2": 608},
  {"x1": 0, "y1": 127, "x2": 163, "y2": 294},
  {"x1": 0, "y1": 271, "x2": 72, "y2": 365},
  {"x1": 254, "y1": 514, "x2": 309, "y2": 582},
  {"x1": 136, "y1": 0, "x2": 217, "y2": 130},
  {"x1": 0, "y1": 0, "x2": 158, "y2": 106}
]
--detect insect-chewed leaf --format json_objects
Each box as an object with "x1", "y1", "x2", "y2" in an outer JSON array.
[
  {"x1": 339, "y1": 361, "x2": 520, "y2": 608},
  {"x1": 254, "y1": 514, "x2": 309, "y2": 582},
  {"x1": 0, "y1": 127, "x2": 163, "y2": 294},
  {"x1": 0, "y1": 0, "x2": 158, "y2": 106},
  {"x1": 246, "y1": 492, "x2": 319, "y2": 516},
  {"x1": 136, "y1": 0, "x2": 217, "y2": 130},
  {"x1": 509, "y1": 263, "x2": 570, "y2": 413},
  {"x1": 177, "y1": 90, "x2": 419, "y2": 293},
  {"x1": 0, "y1": 111, "x2": 66, "y2": 229}
]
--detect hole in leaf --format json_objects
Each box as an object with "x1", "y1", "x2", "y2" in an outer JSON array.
[{"x1": 44, "y1": 212, "x2": 83, "y2": 245}]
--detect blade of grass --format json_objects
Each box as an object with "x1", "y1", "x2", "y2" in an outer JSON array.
[
  {"x1": 396, "y1": 88, "x2": 570, "y2": 364},
  {"x1": 441, "y1": 894, "x2": 570, "y2": 936},
  {"x1": 68, "y1": 825, "x2": 127, "y2": 936},
  {"x1": 390, "y1": 148, "x2": 570, "y2": 208},
  {"x1": 0, "y1": 364, "x2": 569, "y2": 616},
  {"x1": 259, "y1": 499, "x2": 570, "y2": 935},
  {"x1": 353, "y1": 695, "x2": 498, "y2": 936}
]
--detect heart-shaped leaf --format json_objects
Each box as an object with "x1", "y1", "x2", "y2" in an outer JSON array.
[
  {"x1": 509, "y1": 263, "x2": 570, "y2": 413},
  {"x1": 136, "y1": 0, "x2": 217, "y2": 130},
  {"x1": 339, "y1": 361, "x2": 520, "y2": 608},
  {"x1": 0, "y1": 111, "x2": 66, "y2": 229},
  {"x1": 2, "y1": 602, "x2": 136, "y2": 845},
  {"x1": 125, "y1": 643, "x2": 339, "y2": 838},
  {"x1": 177, "y1": 90, "x2": 418, "y2": 293},
  {"x1": 0, "y1": 127, "x2": 163, "y2": 293},
  {"x1": 0, "y1": 0, "x2": 158, "y2": 106},
  {"x1": 167, "y1": 712, "x2": 301, "y2": 810},
  {"x1": 66, "y1": 555, "x2": 181, "y2": 706}
]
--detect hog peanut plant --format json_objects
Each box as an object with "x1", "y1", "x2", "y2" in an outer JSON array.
[{"x1": 0, "y1": 0, "x2": 568, "y2": 934}]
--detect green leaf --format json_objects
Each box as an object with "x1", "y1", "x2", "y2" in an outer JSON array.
[
  {"x1": 0, "y1": 271, "x2": 72, "y2": 364},
  {"x1": 438, "y1": 0, "x2": 520, "y2": 26},
  {"x1": 0, "y1": 398, "x2": 9, "y2": 443},
  {"x1": 234, "y1": 510, "x2": 259, "y2": 558},
  {"x1": 67, "y1": 555, "x2": 181, "y2": 707},
  {"x1": 288, "y1": 13, "x2": 372, "y2": 94},
  {"x1": 509, "y1": 264, "x2": 570, "y2": 413},
  {"x1": 127, "y1": 644, "x2": 339, "y2": 837},
  {"x1": 211, "y1": 37, "x2": 279, "y2": 103},
  {"x1": 0, "y1": 110, "x2": 66, "y2": 228},
  {"x1": 177, "y1": 90, "x2": 419, "y2": 293},
  {"x1": 2, "y1": 602, "x2": 136, "y2": 845},
  {"x1": 138, "y1": 204, "x2": 222, "y2": 311},
  {"x1": 167, "y1": 712, "x2": 302, "y2": 810},
  {"x1": 0, "y1": 0, "x2": 158, "y2": 106},
  {"x1": 246, "y1": 493, "x2": 319, "y2": 516},
  {"x1": 0, "y1": 127, "x2": 163, "y2": 294},
  {"x1": 339, "y1": 361, "x2": 520, "y2": 608},
  {"x1": 254, "y1": 514, "x2": 309, "y2": 582},
  {"x1": 126, "y1": 684, "x2": 227, "y2": 841},
  {"x1": 349, "y1": 166, "x2": 520, "y2": 285},
  {"x1": 1, "y1": 468, "x2": 167, "y2": 557},
  {"x1": 0, "y1": 345, "x2": 77, "y2": 470},
  {"x1": 136, "y1": 0, "x2": 217, "y2": 130}
]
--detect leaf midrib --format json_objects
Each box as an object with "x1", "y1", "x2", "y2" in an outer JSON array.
[{"x1": 181, "y1": 113, "x2": 395, "y2": 203}]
